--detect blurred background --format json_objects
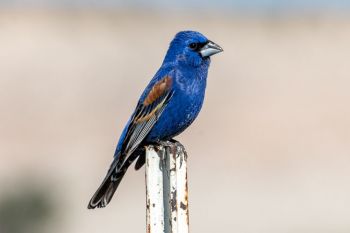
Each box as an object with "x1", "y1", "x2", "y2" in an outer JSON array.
[{"x1": 0, "y1": 1, "x2": 350, "y2": 233}]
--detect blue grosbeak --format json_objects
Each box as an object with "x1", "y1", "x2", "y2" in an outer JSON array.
[{"x1": 88, "y1": 31, "x2": 223, "y2": 209}]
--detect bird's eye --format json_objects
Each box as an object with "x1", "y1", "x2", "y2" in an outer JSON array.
[{"x1": 189, "y1": 43, "x2": 198, "y2": 50}]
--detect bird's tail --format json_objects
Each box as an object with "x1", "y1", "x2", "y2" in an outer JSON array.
[
  {"x1": 87, "y1": 151, "x2": 141, "y2": 209},
  {"x1": 87, "y1": 158, "x2": 122, "y2": 209}
]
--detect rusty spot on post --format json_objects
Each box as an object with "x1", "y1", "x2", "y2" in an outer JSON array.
[
  {"x1": 180, "y1": 201, "x2": 187, "y2": 210},
  {"x1": 170, "y1": 190, "x2": 177, "y2": 212}
]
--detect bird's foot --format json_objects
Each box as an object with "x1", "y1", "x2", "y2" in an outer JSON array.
[
  {"x1": 168, "y1": 139, "x2": 184, "y2": 148},
  {"x1": 155, "y1": 139, "x2": 185, "y2": 157},
  {"x1": 155, "y1": 140, "x2": 175, "y2": 148}
]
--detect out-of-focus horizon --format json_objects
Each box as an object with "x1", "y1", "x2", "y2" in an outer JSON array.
[
  {"x1": 0, "y1": 1, "x2": 350, "y2": 233},
  {"x1": 2, "y1": 0, "x2": 350, "y2": 11}
]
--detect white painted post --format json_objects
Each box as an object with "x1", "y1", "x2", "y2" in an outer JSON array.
[
  {"x1": 146, "y1": 145, "x2": 165, "y2": 233},
  {"x1": 145, "y1": 142, "x2": 189, "y2": 233}
]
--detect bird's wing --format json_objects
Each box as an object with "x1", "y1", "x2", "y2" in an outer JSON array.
[{"x1": 117, "y1": 75, "x2": 174, "y2": 167}]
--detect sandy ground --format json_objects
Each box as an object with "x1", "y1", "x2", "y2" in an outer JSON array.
[{"x1": 0, "y1": 10, "x2": 350, "y2": 233}]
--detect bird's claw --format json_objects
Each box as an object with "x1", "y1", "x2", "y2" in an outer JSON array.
[{"x1": 155, "y1": 140, "x2": 175, "y2": 148}]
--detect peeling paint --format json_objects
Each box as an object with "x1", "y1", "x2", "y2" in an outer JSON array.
[{"x1": 145, "y1": 141, "x2": 189, "y2": 233}]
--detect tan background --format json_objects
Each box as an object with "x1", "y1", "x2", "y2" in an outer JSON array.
[{"x1": 0, "y1": 10, "x2": 349, "y2": 233}]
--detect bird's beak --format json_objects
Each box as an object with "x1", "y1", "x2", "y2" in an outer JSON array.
[{"x1": 200, "y1": 40, "x2": 223, "y2": 57}]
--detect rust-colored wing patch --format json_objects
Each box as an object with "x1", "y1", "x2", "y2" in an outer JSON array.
[
  {"x1": 143, "y1": 76, "x2": 173, "y2": 106},
  {"x1": 120, "y1": 75, "x2": 174, "y2": 157}
]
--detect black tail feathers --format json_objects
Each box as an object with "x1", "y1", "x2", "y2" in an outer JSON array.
[
  {"x1": 87, "y1": 159, "x2": 123, "y2": 209},
  {"x1": 88, "y1": 149, "x2": 144, "y2": 209}
]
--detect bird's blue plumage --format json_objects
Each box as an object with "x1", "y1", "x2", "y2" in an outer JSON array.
[
  {"x1": 115, "y1": 31, "x2": 211, "y2": 153},
  {"x1": 88, "y1": 30, "x2": 222, "y2": 209}
]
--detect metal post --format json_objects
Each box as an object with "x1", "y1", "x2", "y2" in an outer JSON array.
[{"x1": 145, "y1": 142, "x2": 189, "y2": 233}]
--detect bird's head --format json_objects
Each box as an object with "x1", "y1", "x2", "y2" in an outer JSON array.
[{"x1": 164, "y1": 31, "x2": 223, "y2": 67}]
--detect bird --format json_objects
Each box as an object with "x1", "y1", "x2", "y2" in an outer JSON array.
[{"x1": 88, "y1": 30, "x2": 223, "y2": 209}]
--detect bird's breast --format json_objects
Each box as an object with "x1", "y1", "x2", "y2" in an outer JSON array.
[{"x1": 145, "y1": 74, "x2": 207, "y2": 141}]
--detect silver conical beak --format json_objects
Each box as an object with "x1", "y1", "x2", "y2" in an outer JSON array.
[{"x1": 200, "y1": 40, "x2": 223, "y2": 57}]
